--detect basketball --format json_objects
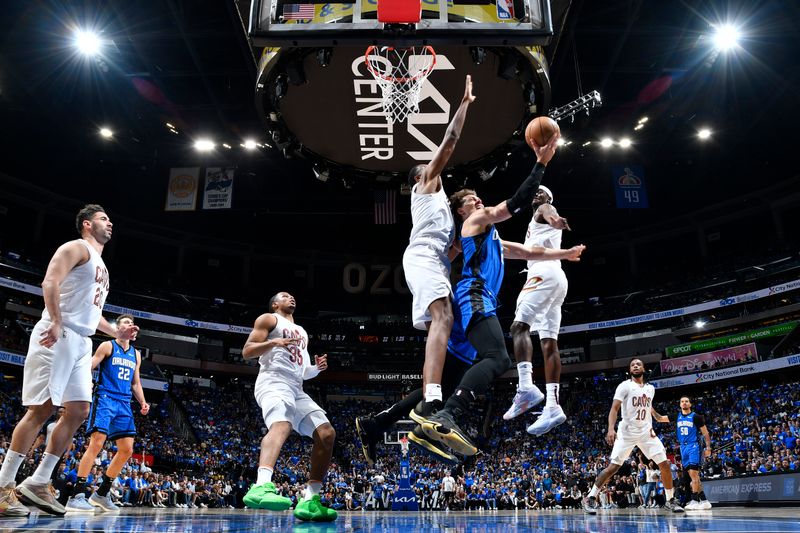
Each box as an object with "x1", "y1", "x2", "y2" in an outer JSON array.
[{"x1": 525, "y1": 116, "x2": 560, "y2": 149}]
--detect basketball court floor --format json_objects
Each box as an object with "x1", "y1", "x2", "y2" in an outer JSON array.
[{"x1": 1, "y1": 508, "x2": 798, "y2": 532}]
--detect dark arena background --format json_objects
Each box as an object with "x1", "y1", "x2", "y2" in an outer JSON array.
[{"x1": 1, "y1": 0, "x2": 800, "y2": 531}]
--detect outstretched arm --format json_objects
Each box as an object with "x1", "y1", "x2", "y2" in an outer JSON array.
[
  {"x1": 502, "y1": 241, "x2": 585, "y2": 261},
  {"x1": 417, "y1": 75, "x2": 476, "y2": 193},
  {"x1": 468, "y1": 131, "x2": 561, "y2": 227},
  {"x1": 537, "y1": 204, "x2": 571, "y2": 230}
]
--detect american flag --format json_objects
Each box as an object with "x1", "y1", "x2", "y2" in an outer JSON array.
[
  {"x1": 282, "y1": 4, "x2": 315, "y2": 20},
  {"x1": 374, "y1": 190, "x2": 397, "y2": 225}
]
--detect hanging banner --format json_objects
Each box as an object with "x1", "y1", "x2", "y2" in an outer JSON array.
[
  {"x1": 165, "y1": 167, "x2": 199, "y2": 211},
  {"x1": 660, "y1": 343, "x2": 757, "y2": 375},
  {"x1": 613, "y1": 165, "x2": 649, "y2": 208},
  {"x1": 666, "y1": 321, "x2": 798, "y2": 357},
  {"x1": 202, "y1": 167, "x2": 235, "y2": 210}
]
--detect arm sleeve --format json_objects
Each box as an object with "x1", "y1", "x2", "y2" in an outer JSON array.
[
  {"x1": 506, "y1": 163, "x2": 546, "y2": 215},
  {"x1": 694, "y1": 414, "x2": 706, "y2": 429},
  {"x1": 302, "y1": 351, "x2": 320, "y2": 380}
]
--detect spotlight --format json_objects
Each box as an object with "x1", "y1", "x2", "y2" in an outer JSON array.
[
  {"x1": 638, "y1": 116, "x2": 649, "y2": 124},
  {"x1": 694, "y1": 320, "x2": 706, "y2": 329},
  {"x1": 194, "y1": 139, "x2": 215, "y2": 152},
  {"x1": 582, "y1": 141, "x2": 592, "y2": 147},
  {"x1": 75, "y1": 30, "x2": 101, "y2": 56},
  {"x1": 600, "y1": 138, "x2": 614, "y2": 148},
  {"x1": 712, "y1": 24, "x2": 740, "y2": 51},
  {"x1": 618, "y1": 138, "x2": 632, "y2": 149},
  {"x1": 99, "y1": 127, "x2": 113, "y2": 139},
  {"x1": 634, "y1": 124, "x2": 644, "y2": 131},
  {"x1": 242, "y1": 139, "x2": 258, "y2": 150},
  {"x1": 222, "y1": 143, "x2": 232, "y2": 149},
  {"x1": 165, "y1": 122, "x2": 175, "y2": 129},
  {"x1": 697, "y1": 128, "x2": 712, "y2": 140},
  {"x1": 557, "y1": 137, "x2": 566, "y2": 147}
]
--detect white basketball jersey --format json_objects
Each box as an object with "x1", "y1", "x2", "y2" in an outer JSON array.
[
  {"x1": 613, "y1": 380, "x2": 656, "y2": 436},
  {"x1": 258, "y1": 313, "x2": 314, "y2": 384},
  {"x1": 524, "y1": 210, "x2": 563, "y2": 273},
  {"x1": 408, "y1": 184, "x2": 455, "y2": 256},
  {"x1": 42, "y1": 239, "x2": 109, "y2": 337}
]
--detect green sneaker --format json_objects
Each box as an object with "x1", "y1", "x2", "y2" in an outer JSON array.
[
  {"x1": 293, "y1": 495, "x2": 338, "y2": 522},
  {"x1": 243, "y1": 482, "x2": 290, "y2": 510}
]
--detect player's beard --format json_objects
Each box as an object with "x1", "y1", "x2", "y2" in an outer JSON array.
[{"x1": 630, "y1": 369, "x2": 644, "y2": 378}]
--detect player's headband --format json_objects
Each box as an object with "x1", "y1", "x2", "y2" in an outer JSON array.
[{"x1": 538, "y1": 185, "x2": 554, "y2": 204}]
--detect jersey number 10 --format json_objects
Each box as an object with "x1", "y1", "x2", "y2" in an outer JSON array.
[{"x1": 634, "y1": 408, "x2": 648, "y2": 421}]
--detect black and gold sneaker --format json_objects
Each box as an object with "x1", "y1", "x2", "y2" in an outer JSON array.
[
  {"x1": 419, "y1": 410, "x2": 478, "y2": 456},
  {"x1": 409, "y1": 399, "x2": 442, "y2": 425},
  {"x1": 355, "y1": 416, "x2": 380, "y2": 466},
  {"x1": 407, "y1": 425, "x2": 458, "y2": 465}
]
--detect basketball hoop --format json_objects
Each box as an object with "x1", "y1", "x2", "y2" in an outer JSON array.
[
  {"x1": 400, "y1": 436, "x2": 410, "y2": 456},
  {"x1": 365, "y1": 45, "x2": 436, "y2": 124}
]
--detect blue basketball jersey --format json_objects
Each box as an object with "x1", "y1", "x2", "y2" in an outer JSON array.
[
  {"x1": 96, "y1": 340, "x2": 136, "y2": 398},
  {"x1": 676, "y1": 411, "x2": 702, "y2": 447},
  {"x1": 453, "y1": 225, "x2": 504, "y2": 326}
]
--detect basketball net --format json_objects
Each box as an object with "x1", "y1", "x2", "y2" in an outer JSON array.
[
  {"x1": 400, "y1": 436, "x2": 409, "y2": 456},
  {"x1": 365, "y1": 46, "x2": 436, "y2": 124}
]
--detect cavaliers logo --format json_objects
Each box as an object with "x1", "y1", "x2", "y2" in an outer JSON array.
[
  {"x1": 521, "y1": 276, "x2": 543, "y2": 292},
  {"x1": 170, "y1": 175, "x2": 197, "y2": 198}
]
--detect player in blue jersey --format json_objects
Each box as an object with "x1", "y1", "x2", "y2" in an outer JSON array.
[
  {"x1": 663, "y1": 396, "x2": 712, "y2": 510},
  {"x1": 65, "y1": 314, "x2": 149, "y2": 512},
  {"x1": 417, "y1": 133, "x2": 585, "y2": 455}
]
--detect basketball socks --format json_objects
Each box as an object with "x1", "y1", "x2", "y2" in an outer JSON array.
[
  {"x1": 588, "y1": 485, "x2": 599, "y2": 498},
  {"x1": 425, "y1": 383, "x2": 442, "y2": 403},
  {"x1": 305, "y1": 480, "x2": 322, "y2": 501},
  {"x1": 97, "y1": 475, "x2": 113, "y2": 497},
  {"x1": 257, "y1": 466, "x2": 273, "y2": 485},
  {"x1": 517, "y1": 362, "x2": 533, "y2": 390},
  {"x1": 698, "y1": 491, "x2": 707, "y2": 501},
  {"x1": 74, "y1": 476, "x2": 88, "y2": 496},
  {"x1": 30, "y1": 452, "x2": 60, "y2": 484},
  {"x1": 0, "y1": 450, "x2": 25, "y2": 486},
  {"x1": 691, "y1": 492, "x2": 700, "y2": 501},
  {"x1": 545, "y1": 383, "x2": 559, "y2": 408},
  {"x1": 665, "y1": 488, "x2": 674, "y2": 500}
]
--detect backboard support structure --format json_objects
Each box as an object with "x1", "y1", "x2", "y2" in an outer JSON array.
[{"x1": 247, "y1": 0, "x2": 553, "y2": 47}]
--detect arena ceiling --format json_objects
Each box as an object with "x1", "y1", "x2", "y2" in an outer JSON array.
[{"x1": 0, "y1": 0, "x2": 798, "y2": 268}]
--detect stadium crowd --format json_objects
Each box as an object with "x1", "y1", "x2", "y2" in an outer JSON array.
[{"x1": 2, "y1": 363, "x2": 798, "y2": 511}]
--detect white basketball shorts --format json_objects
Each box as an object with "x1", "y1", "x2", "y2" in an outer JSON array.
[
  {"x1": 610, "y1": 429, "x2": 668, "y2": 466},
  {"x1": 403, "y1": 244, "x2": 452, "y2": 330},
  {"x1": 514, "y1": 266, "x2": 567, "y2": 340},
  {"x1": 254, "y1": 376, "x2": 329, "y2": 437},
  {"x1": 22, "y1": 319, "x2": 93, "y2": 407}
]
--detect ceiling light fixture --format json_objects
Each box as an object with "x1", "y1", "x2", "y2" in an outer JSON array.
[{"x1": 194, "y1": 139, "x2": 215, "y2": 152}]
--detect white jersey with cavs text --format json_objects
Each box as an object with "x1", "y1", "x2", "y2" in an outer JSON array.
[
  {"x1": 256, "y1": 313, "x2": 319, "y2": 385},
  {"x1": 523, "y1": 212, "x2": 563, "y2": 274},
  {"x1": 41, "y1": 239, "x2": 109, "y2": 337},
  {"x1": 613, "y1": 380, "x2": 656, "y2": 436},
  {"x1": 407, "y1": 184, "x2": 454, "y2": 257}
]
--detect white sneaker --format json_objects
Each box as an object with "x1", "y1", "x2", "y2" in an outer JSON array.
[
  {"x1": 699, "y1": 500, "x2": 712, "y2": 510},
  {"x1": 503, "y1": 386, "x2": 545, "y2": 420},
  {"x1": 89, "y1": 492, "x2": 120, "y2": 512},
  {"x1": 66, "y1": 494, "x2": 96, "y2": 513},
  {"x1": 527, "y1": 405, "x2": 567, "y2": 436},
  {"x1": 684, "y1": 500, "x2": 699, "y2": 510}
]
